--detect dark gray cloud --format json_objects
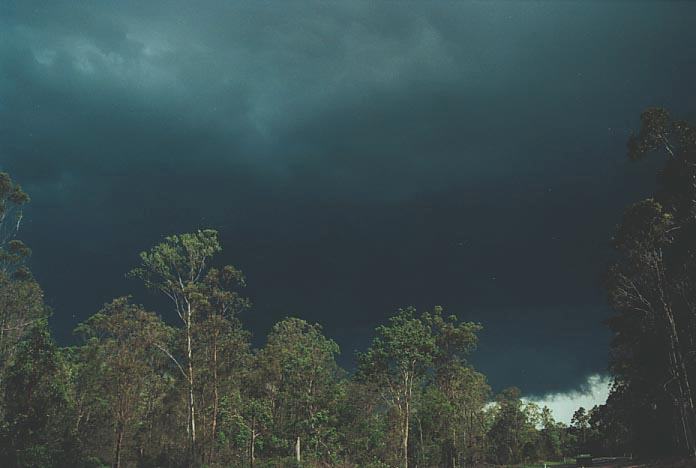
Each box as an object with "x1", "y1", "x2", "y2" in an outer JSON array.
[{"x1": 1, "y1": 0, "x2": 696, "y2": 394}]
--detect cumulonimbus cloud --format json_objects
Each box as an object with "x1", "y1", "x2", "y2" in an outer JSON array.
[{"x1": 526, "y1": 374, "x2": 612, "y2": 425}]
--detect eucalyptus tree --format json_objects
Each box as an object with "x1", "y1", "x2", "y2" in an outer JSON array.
[
  {"x1": 486, "y1": 387, "x2": 537, "y2": 465},
  {"x1": 0, "y1": 172, "x2": 30, "y2": 276},
  {"x1": 418, "y1": 363, "x2": 489, "y2": 467},
  {"x1": 74, "y1": 297, "x2": 172, "y2": 468},
  {"x1": 0, "y1": 273, "x2": 47, "y2": 375},
  {"x1": 0, "y1": 320, "x2": 79, "y2": 468},
  {"x1": 194, "y1": 317, "x2": 250, "y2": 463},
  {"x1": 424, "y1": 307, "x2": 488, "y2": 466},
  {"x1": 357, "y1": 306, "x2": 486, "y2": 468},
  {"x1": 360, "y1": 308, "x2": 432, "y2": 467},
  {"x1": 357, "y1": 307, "x2": 437, "y2": 468},
  {"x1": 537, "y1": 406, "x2": 567, "y2": 461},
  {"x1": 570, "y1": 407, "x2": 591, "y2": 454},
  {"x1": 217, "y1": 359, "x2": 273, "y2": 467},
  {"x1": 337, "y1": 378, "x2": 391, "y2": 466},
  {"x1": 0, "y1": 172, "x2": 44, "y2": 376},
  {"x1": 185, "y1": 264, "x2": 251, "y2": 464},
  {"x1": 257, "y1": 317, "x2": 343, "y2": 465},
  {"x1": 130, "y1": 229, "x2": 249, "y2": 463},
  {"x1": 608, "y1": 108, "x2": 696, "y2": 456},
  {"x1": 584, "y1": 398, "x2": 631, "y2": 457}
]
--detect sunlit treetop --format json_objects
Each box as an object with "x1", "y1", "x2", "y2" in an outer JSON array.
[{"x1": 0, "y1": 172, "x2": 31, "y2": 277}]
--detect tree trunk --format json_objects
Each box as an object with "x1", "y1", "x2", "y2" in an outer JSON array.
[
  {"x1": 655, "y1": 253, "x2": 696, "y2": 457},
  {"x1": 666, "y1": 306, "x2": 696, "y2": 456},
  {"x1": 295, "y1": 436, "x2": 301, "y2": 464},
  {"x1": 418, "y1": 416, "x2": 424, "y2": 467},
  {"x1": 186, "y1": 307, "x2": 197, "y2": 464},
  {"x1": 114, "y1": 421, "x2": 124, "y2": 468},
  {"x1": 402, "y1": 368, "x2": 414, "y2": 468},
  {"x1": 209, "y1": 330, "x2": 219, "y2": 464},
  {"x1": 403, "y1": 398, "x2": 410, "y2": 468},
  {"x1": 250, "y1": 423, "x2": 256, "y2": 468}
]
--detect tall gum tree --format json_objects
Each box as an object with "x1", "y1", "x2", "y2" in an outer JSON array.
[
  {"x1": 130, "y1": 229, "x2": 248, "y2": 464},
  {"x1": 357, "y1": 306, "x2": 481, "y2": 468},
  {"x1": 357, "y1": 307, "x2": 435, "y2": 468},
  {"x1": 192, "y1": 268, "x2": 250, "y2": 464},
  {"x1": 608, "y1": 108, "x2": 696, "y2": 456},
  {"x1": 0, "y1": 172, "x2": 45, "y2": 379}
]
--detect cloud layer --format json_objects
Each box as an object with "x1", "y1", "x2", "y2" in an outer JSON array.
[{"x1": 2, "y1": 1, "x2": 696, "y2": 393}]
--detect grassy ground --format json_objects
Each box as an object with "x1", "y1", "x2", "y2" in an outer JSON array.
[
  {"x1": 518, "y1": 461, "x2": 571, "y2": 468},
  {"x1": 628, "y1": 459, "x2": 696, "y2": 467},
  {"x1": 518, "y1": 456, "x2": 696, "y2": 467},
  {"x1": 519, "y1": 463, "x2": 568, "y2": 468}
]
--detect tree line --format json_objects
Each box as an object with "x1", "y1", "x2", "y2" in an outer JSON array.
[{"x1": 0, "y1": 108, "x2": 695, "y2": 466}]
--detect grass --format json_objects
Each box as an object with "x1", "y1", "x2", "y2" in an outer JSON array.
[{"x1": 518, "y1": 459, "x2": 572, "y2": 468}]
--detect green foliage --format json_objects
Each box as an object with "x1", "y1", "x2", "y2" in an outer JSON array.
[
  {"x1": 536, "y1": 406, "x2": 569, "y2": 461},
  {"x1": 357, "y1": 306, "x2": 488, "y2": 467},
  {"x1": 0, "y1": 273, "x2": 48, "y2": 373},
  {"x1": 73, "y1": 298, "x2": 173, "y2": 467},
  {"x1": 130, "y1": 229, "x2": 222, "y2": 294},
  {"x1": 337, "y1": 379, "x2": 391, "y2": 466},
  {"x1": 129, "y1": 229, "x2": 251, "y2": 466},
  {"x1": 359, "y1": 307, "x2": 437, "y2": 378},
  {"x1": 256, "y1": 317, "x2": 344, "y2": 463},
  {"x1": 486, "y1": 387, "x2": 540, "y2": 465},
  {"x1": 193, "y1": 313, "x2": 251, "y2": 463},
  {"x1": 0, "y1": 320, "x2": 80, "y2": 467}
]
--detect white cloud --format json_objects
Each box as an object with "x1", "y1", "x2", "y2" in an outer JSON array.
[{"x1": 526, "y1": 374, "x2": 612, "y2": 425}]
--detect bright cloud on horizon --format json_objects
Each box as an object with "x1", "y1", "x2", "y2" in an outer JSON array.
[{"x1": 526, "y1": 374, "x2": 612, "y2": 425}]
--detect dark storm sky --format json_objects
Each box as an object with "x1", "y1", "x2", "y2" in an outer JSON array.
[{"x1": 2, "y1": 0, "x2": 696, "y2": 396}]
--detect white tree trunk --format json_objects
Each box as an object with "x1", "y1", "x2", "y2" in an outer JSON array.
[{"x1": 186, "y1": 306, "x2": 197, "y2": 463}]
